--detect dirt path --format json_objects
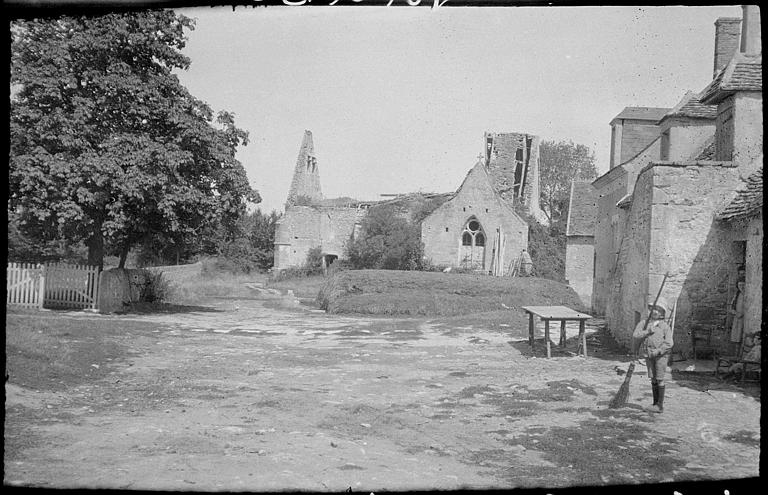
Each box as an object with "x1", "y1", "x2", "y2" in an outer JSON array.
[{"x1": 4, "y1": 286, "x2": 761, "y2": 491}]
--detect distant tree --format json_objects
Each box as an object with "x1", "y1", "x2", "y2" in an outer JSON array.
[
  {"x1": 346, "y1": 205, "x2": 423, "y2": 270},
  {"x1": 538, "y1": 140, "x2": 598, "y2": 229},
  {"x1": 9, "y1": 11, "x2": 259, "y2": 270},
  {"x1": 243, "y1": 209, "x2": 281, "y2": 270}
]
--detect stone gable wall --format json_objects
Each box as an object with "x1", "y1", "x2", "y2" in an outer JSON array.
[
  {"x1": 565, "y1": 235, "x2": 594, "y2": 310},
  {"x1": 422, "y1": 166, "x2": 528, "y2": 272},
  {"x1": 607, "y1": 163, "x2": 742, "y2": 355},
  {"x1": 619, "y1": 120, "x2": 662, "y2": 165},
  {"x1": 665, "y1": 122, "x2": 716, "y2": 161}
]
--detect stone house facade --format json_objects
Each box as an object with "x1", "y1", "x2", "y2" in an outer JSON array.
[
  {"x1": 591, "y1": 5, "x2": 762, "y2": 356},
  {"x1": 274, "y1": 131, "x2": 542, "y2": 273},
  {"x1": 715, "y1": 167, "x2": 763, "y2": 341},
  {"x1": 564, "y1": 181, "x2": 597, "y2": 309}
]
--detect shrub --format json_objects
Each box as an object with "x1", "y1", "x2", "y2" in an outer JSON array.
[
  {"x1": 346, "y1": 204, "x2": 424, "y2": 270},
  {"x1": 138, "y1": 269, "x2": 173, "y2": 303},
  {"x1": 269, "y1": 246, "x2": 325, "y2": 282}
]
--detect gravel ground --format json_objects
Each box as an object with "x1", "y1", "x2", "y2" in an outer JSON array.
[{"x1": 4, "y1": 285, "x2": 761, "y2": 492}]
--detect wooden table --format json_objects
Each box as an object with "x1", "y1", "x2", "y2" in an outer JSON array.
[{"x1": 522, "y1": 306, "x2": 592, "y2": 358}]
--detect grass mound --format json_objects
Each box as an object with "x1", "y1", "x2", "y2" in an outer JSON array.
[{"x1": 316, "y1": 269, "x2": 585, "y2": 317}]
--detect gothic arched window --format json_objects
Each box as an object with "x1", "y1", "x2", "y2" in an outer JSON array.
[{"x1": 460, "y1": 217, "x2": 486, "y2": 270}]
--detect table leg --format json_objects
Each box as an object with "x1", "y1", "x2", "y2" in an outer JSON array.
[
  {"x1": 579, "y1": 320, "x2": 587, "y2": 358},
  {"x1": 560, "y1": 320, "x2": 566, "y2": 347},
  {"x1": 528, "y1": 313, "x2": 534, "y2": 349},
  {"x1": 545, "y1": 319, "x2": 551, "y2": 358}
]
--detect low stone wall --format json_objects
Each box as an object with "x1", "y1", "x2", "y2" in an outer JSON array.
[{"x1": 97, "y1": 268, "x2": 151, "y2": 313}]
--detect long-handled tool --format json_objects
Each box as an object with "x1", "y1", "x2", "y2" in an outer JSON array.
[{"x1": 608, "y1": 273, "x2": 669, "y2": 409}]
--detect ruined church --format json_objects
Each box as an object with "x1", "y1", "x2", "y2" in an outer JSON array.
[{"x1": 274, "y1": 130, "x2": 546, "y2": 273}]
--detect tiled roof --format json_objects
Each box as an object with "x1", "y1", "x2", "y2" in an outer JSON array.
[
  {"x1": 716, "y1": 167, "x2": 763, "y2": 221},
  {"x1": 661, "y1": 91, "x2": 717, "y2": 121},
  {"x1": 700, "y1": 53, "x2": 762, "y2": 104},
  {"x1": 566, "y1": 181, "x2": 597, "y2": 236},
  {"x1": 611, "y1": 106, "x2": 671, "y2": 123}
]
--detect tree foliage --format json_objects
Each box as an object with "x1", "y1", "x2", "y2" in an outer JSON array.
[
  {"x1": 346, "y1": 205, "x2": 423, "y2": 271},
  {"x1": 538, "y1": 140, "x2": 597, "y2": 228},
  {"x1": 9, "y1": 11, "x2": 259, "y2": 269}
]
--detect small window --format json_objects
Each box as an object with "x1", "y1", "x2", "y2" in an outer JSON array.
[
  {"x1": 475, "y1": 233, "x2": 485, "y2": 246},
  {"x1": 468, "y1": 220, "x2": 480, "y2": 232},
  {"x1": 445, "y1": 227, "x2": 449, "y2": 232},
  {"x1": 485, "y1": 208, "x2": 489, "y2": 213},
  {"x1": 462, "y1": 232, "x2": 472, "y2": 246},
  {"x1": 463, "y1": 207, "x2": 466, "y2": 212}
]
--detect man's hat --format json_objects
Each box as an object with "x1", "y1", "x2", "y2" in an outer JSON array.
[{"x1": 649, "y1": 296, "x2": 671, "y2": 313}]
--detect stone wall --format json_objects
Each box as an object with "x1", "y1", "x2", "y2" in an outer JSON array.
[
  {"x1": 607, "y1": 162, "x2": 742, "y2": 355},
  {"x1": 664, "y1": 122, "x2": 716, "y2": 161},
  {"x1": 592, "y1": 137, "x2": 662, "y2": 314},
  {"x1": 606, "y1": 169, "x2": 654, "y2": 349},
  {"x1": 732, "y1": 93, "x2": 763, "y2": 175},
  {"x1": 564, "y1": 236, "x2": 594, "y2": 310},
  {"x1": 422, "y1": 164, "x2": 528, "y2": 272},
  {"x1": 97, "y1": 268, "x2": 150, "y2": 313},
  {"x1": 743, "y1": 215, "x2": 763, "y2": 337},
  {"x1": 274, "y1": 205, "x2": 364, "y2": 269},
  {"x1": 592, "y1": 169, "x2": 628, "y2": 315},
  {"x1": 619, "y1": 120, "x2": 662, "y2": 165}
]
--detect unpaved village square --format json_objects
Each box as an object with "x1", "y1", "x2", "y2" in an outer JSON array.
[{"x1": 5, "y1": 284, "x2": 760, "y2": 491}]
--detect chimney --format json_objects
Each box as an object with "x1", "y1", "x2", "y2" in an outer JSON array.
[
  {"x1": 740, "y1": 5, "x2": 761, "y2": 55},
  {"x1": 713, "y1": 17, "x2": 742, "y2": 77}
]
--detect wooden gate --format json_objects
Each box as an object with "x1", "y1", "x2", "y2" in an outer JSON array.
[
  {"x1": 6, "y1": 262, "x2": 45, "y2": 309},
  {"x1": 43, "y1": 263, "x2": 101, "y2": 310}
]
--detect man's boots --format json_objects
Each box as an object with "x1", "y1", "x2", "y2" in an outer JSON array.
[
  {"x1": 656, "y1": 385, "x2": 665, "y2": 413},
  {"x1": 647, "y1": 385, "x2": 665, "y2": 413}
]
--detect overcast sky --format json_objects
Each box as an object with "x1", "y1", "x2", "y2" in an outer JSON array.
[{"x1": 173, "y1": 4, "x2": 742, "y2": 214}]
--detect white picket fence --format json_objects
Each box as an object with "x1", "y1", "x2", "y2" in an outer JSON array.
[
  {"x1": 6, "y1": 262, "x2": 44, "y2": 309},
  {"x1": 6, "y1": 262, "x2": 101, "y2": 310}
]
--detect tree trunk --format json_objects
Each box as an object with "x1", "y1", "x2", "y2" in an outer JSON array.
[
  {"x1": 87, "y1": 230, "x2": 104, "y2": 271},
  {"x1": 118, "y1": 245, "x2": 129, "y2": 269}
]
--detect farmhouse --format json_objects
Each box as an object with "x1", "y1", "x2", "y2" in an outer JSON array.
[
  {"x1": 580, "y1": 5, "x2": 762, "y2": 357},
  {"x1": 274, "y1": 131, "x2": 544, "y2": 273}
]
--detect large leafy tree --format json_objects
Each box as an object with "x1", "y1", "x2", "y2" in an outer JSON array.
[
  {"x1": 538, "y1": 140, "x2": 597, "y2": 229},
  {"x1": 9, "y1": 11, "x2": 259, "y2": 269}
]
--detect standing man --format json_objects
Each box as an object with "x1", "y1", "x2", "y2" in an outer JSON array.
[{"x1": 632, "y1": 297, "x2": 674, "y2": 414}]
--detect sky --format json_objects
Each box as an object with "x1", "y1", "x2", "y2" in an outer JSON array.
[{"x1": 173, "y1": 4, "x2": 743, "y2": 214}]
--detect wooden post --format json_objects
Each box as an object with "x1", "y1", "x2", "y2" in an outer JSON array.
[
  {"x1": 579, "y1": 320, "x2": 587, "y2": 358},
  {"x1": 38, "y1": 264, "x2": 46, "y2": 310},
  {"x1": 545, "y1": 319, "x2": 551, "y2": 358},
  {"x1": 560, "y1": 320, "x2": 566, "y2": 347},
  {"x1": 528, "y1": 312, "x2": 535, "y2": 348}
]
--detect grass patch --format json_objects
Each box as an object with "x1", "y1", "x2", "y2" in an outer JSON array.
[
  {"x1": 5, "y1": 312, "x2": 155, "y2": 391},
  {"x1": 266, "y1": 274, "x2": 328, "y2": 300},
  {"x1": 316, "y1": 270, "x2": 585, "y2": 317}
]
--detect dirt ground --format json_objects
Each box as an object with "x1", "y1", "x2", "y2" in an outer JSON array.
[{"x1": 4, "y1": 283, "x2": 761, "y2": 492}]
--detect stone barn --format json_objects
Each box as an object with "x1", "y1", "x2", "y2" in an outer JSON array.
[{"x1": 592, "y1": 5, "x2": 762, "y2": 357}]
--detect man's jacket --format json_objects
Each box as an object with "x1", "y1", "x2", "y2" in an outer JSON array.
[{"x1": 633, "y1": 319, "x2": 673, "y2": 359}]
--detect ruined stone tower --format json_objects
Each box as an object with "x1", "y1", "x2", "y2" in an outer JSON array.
[
  {"x1": 483, "y1": 132, "x2": 546, "y2": 223},
  {"x1": 285, "y1": 130, "x2": 322, "y2": 209}
]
